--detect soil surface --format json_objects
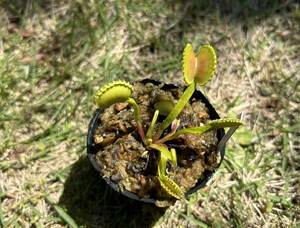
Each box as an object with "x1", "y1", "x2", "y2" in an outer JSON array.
[{"x1": 94, "y1": 81, "x2": 219, "y2": 206}]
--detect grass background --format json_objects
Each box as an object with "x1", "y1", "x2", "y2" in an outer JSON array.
[{"x1": 0, "y1": 0, "x2": 299, "y2": 227}]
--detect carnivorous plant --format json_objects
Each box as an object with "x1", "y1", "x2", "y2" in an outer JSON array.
[{"x1": 94, "y1": 44, "x2": 242, "y2": 199}]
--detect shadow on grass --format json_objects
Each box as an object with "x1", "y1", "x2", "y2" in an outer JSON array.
[
  {"x1": 175, "y1": 0, "x2": 296, "y2": 22},
  {"x1": 59, "y1": 156, "x2": 166, "y2": 228},
  {"x1": 0, "y1": 0, "x2": 60, "y2": 24}
]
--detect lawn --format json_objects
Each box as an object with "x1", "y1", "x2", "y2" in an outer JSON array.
[{"x1": 0, "y1": 0, "x2": 299, "y2": 227}]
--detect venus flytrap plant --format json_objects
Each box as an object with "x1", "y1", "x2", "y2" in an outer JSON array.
[
  {"x1": 153, "y1": 44, "x2": 217, "y2": 140},
  {"x1": 94, "y1": 44, "x2": 242, "y2": 200}
]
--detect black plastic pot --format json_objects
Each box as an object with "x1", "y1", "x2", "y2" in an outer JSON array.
[{"x1": 87, "y1": 79, "x2": 225, "y2": 204}]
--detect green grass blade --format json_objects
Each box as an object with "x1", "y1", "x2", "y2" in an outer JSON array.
[
  {"x1": 46, "y1": 197, "x2": 78, "y2": 228},
  {"x1": 52, "y1": 205, "x2": 78, "y2": 228}
]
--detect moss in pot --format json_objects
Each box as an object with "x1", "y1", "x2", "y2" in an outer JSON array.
[{"x1": 87, "y1": 44, "x2": 242, "y2": 207}]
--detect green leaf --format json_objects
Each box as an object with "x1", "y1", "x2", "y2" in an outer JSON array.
[
  {"x1": 170, "y1": 118, "x2": 243, "y2": 140},
  {"x1": 127, "y1": 97, "x2": 145, "y2": 142},
  {"x1": 183, "y1": 43, "x2": 196, "y2": 85},
  {"x1": 194, "y1": 45, "x2": 217, "y2": 86},
  {"x1": 170, "y1": 148, "x2": 177, "y2": 167},
  {"x1": 154, "y1": 100, "x2": 174, "y2": 116},
  {"x1": 158, "y1": 175, "x2": 184, "y2": 199},
  {"x1": 149, "y1": 144, "x2": 184, "y2": 199},
  {"x1": 208, "y1": 118, "x2": 243, "y2": 128},
  {"x1": 149, "y1": 144, "x2": 175, "y2": 163},
  {"x1": 154, "y1": 82, "x2": 196, "y2": 140},
  {"x1": 94, "y1": 80, "x2": 133, "y2": 108},
  {"x1": 173, "y1": 125, "x2": 211, "y2": 135},
  {"x1": 233, "y1": 126, "x2": 253, "y2": 146},
  {"x1": 146, "y1": 110, "x2": 160, "y2": 143},
  {"x1": 182, "y1": 44, "x2": 217, "y2": 86},
  {"x1": 126, "y1": 97, "x2": 141, "y2": 123}
]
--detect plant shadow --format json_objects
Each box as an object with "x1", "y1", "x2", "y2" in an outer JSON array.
[
  {"x1": 174, "y1": 0, "x2": 296, "y2": 23},
  {"x1": 59, "y1": 156, "x2": 167, "y2": 228}
]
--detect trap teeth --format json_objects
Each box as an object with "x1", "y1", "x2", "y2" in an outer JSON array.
[{"x1": 94, "y1": 81, "x2": 134, "y2": 108}]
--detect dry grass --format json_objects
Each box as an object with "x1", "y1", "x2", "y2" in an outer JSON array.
[{"x1": 0, "y1": 0, "x2": 299, "y2": 227}]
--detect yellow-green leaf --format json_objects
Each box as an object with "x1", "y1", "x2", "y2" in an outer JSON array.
[
  {"x1": 183, "y1": 43, "x2": 197, "y2": 85},
  {"x1": 208, "y1": 118, "x2": 243, "y2": 128},
  {"x1": 233, "y1": 126, "x2": 253, "y2": 146},
  {"x1": 167, "y1": 118, "x2": 243, "y2": 142},
  {"x1": 158, "y1": 176, "x2": 184, "y2": 199},
  {"x1": 194, "y1": 45, "x2": 217, "y2": 85},
  {"x1": 154, "y1": 100, "x2": 174, "y2": 116},
  {"x1": 182, "y1": 44, "x2": 217, "y2": 86},
  {"x1": 94, "y1": 80, "x2": 133, "y2": 108}
]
